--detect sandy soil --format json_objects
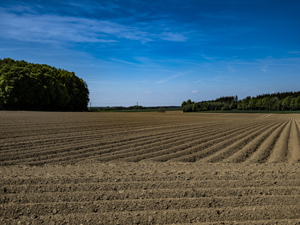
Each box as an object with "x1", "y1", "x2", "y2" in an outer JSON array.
[{"x1": 1, "y1": 111, "x2": 300, "y2": 224}]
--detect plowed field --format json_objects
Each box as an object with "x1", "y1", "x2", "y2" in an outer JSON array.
[{"x1": 1, "y1": 111, "x2": 300, "y2": 224}]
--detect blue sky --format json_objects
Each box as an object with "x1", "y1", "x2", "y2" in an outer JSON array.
[{"x1": 1, "y1": 0, "x2": 300, "y2": 106}]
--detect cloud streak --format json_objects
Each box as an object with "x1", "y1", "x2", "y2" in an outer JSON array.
[
  {"x1": 195, "y1": 76, "x2": 227, "y2": 84},
  {"x1": 0, "y1": 8, "x2": 152, "y2": 43},
  {"x1": 157, "y1": 70, "x2": 194, "y2": 83},
  {"x1": 0, "y1": 5, "x2": 192, "y2": 45},
  {"x1": 159, "y1": 32, "x2": 187, "y2": 42}
]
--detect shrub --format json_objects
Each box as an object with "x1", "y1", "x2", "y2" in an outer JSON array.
[{"x1": 158, "y1": 107, "x2": 166, "y2": 113}]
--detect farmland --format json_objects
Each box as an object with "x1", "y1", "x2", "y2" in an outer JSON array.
[{"x1": 1, "y1": 111, "x2": 300, "y2": 224}]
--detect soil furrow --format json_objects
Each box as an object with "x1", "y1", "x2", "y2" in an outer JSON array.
[
  {"x1": 94, "y1": 122, "x2": 263, "y2": 163},
  {"x1": 0, "y1": 122, "x2": 216, "y2": 152},
  {"x1": 245, "y1": 121, "x2": 289, "y2": 164},
  {"x1": 287, "y1": 120, "x2": 300, "y2": 163},
  {"x1": 3, "y1": 215, "x2": 300, "y2": 225},
  {"x1": 126, "y1": 123, "x2": 269, "y2": 162},
  {"x1": 2, "y1": 205, "x2": 300, "y2": 224},
  {"x1": 1, "y1": 112, "x2": 300, "y2": 225},
  {"x1": 143, "y1": 123, "x2": 268, "y2": 163},
  {"x1": 170, "y1": 123, "x2": 275, "y2": 162},
  {"x1": 2, "y1": 186, "x2": 300, "y2": 204},
  {"x1": 6, "y1": 121, "x2": 262, "y2": 166},
  {"x1": 0, "y1": 122, "x2": 219, "y2": 151},
  {"x1": 201, "y1": 122, "x2": 281, "y2": 163},
  {"x1": 0, "y1": 124, "x2": 233, "y2": 165},
  {"x1": 0, "y1": 124, "x2": 214, "y2": 161},
  {"x1": 3, "y1": 179, "x2": 300, "y2": 194},
  {"x1": 2, "y1": 195, "x2": 300, "y2": 217},
  {"x1": 267, "y1": 120, "x2": 292, "y2": 163},
  {"x1": 225, "y1": 121, "x2": 286, "y2": 163}
]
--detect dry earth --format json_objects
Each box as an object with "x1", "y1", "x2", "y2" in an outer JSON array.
[{"x1": 1, "y1": 111, "x2": 300, "y2": 224}]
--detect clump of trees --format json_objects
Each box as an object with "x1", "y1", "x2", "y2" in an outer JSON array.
[
  {"x1": 237, "y1": 93, "x2": 300, "y2": 111},
  {"x1": 0, "y1": 58, "x2": 89, "y2": 111},
  {"x1": 182, "y1": 92, "x2": 300, "y2": 112},
  {"x1": 94, "y1": 105, "x2": 178, "y2": 112},
  {"x1": 158, "y1": 107, "x2": 166, "y2": 113},
  {"x1": 181, "y1": 96, "x2": 238, "y2": 112}
]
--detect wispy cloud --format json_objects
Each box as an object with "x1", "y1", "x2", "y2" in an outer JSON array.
[
  {"x1": 159, "y1": 32, "x2": 187, "y2": 42},
  {"x1": 261, "y1": 65, "x2": 268, "y2": 73},
  {"x1": 144, "y1": 91, "x2": 151, "y2": 94},
  {"x1": 201, "y1": 54, "x2": 219, "y2": 62},
  {"x1": 195, "y1": 76, "x2": 227, "y2": 83},
  {"x1": 192, "y1": 91, "x2": 197, "y2": 93},
  {"x1": 195, "y1": 75, "x2": 249, "y2": 84},
  {"x1": 109, "y1": 58, "x2": 135, "y2": 65},
  {"x1": 0, "y1": 5, "x2": 192, "y2": 44},
  {"x1": 289, "y1": 51, "x2": 300, "y2": 55},
  {"x1": 230, "y1": 58, "x2": 300, "y2": 68},
  {"x1": 200, "y1": 12, "x2": 236, "y2": 19},
  {"x1": 0, "y1": 7, "x2": 152, "y2": 44},
  {"x1": 157, "y1": 70, "x2": 194, "y2": 83},
  {"x1": 227, "y1": 66, "x2": 237, "y2": 72}
]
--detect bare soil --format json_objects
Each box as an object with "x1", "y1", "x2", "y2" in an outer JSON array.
[{"x1": 1, "y1": 111, "x2": 300, "y2": 224}]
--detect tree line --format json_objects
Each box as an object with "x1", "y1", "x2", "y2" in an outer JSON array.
[
  {"x1": 0, "y1": 58, "x2": 89, "y2": 111},
  {"x1": 181, "y1": 92, "x2": 300, "y2": 112},
  {"x1": 92, "y1": 105, "x2": 180, "y2": 112}
]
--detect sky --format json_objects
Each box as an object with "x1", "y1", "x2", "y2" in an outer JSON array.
[{"x1": 1, "y1": 0, "x2": 300, "y2": 106}]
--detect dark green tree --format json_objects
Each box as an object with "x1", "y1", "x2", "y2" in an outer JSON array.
[
  {"x1": 0, "y1": 58, "x2": 89, "y2": 111},
  {"x1": 181, "y1": 101, "x2": 187, "y2": 110}
]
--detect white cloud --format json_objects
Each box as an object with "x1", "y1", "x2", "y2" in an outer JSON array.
[
  {"x1": 159, "y1": 32, "x2": 187, "y2": 42},
  {"x1": 0, "y1": 7, "x2": 193, "y2": 45},
  {"x1": 261, "y1": 65, "x2": 268, "y2": 73},
  {"x1": 227, "y1": 66, "x2": 237, "y2": 72},
  {"x1": 0, "y1": 8, "x2": 151, "y2": 43},
  {"x1": 289, "y1": 51, "x2": 300, "y2": 54},
  {"x1": 157, "y1": 70, "x2": 194, "y2": 83},
  {"x1": 109, "y1": 58, "x2": 135, "y2": 65},
  {"x1": 192, "y1": 91, "x2": 197, "y2": 93},
  {"x1": 195, "y1": 76, "x2": 227, "y2": 83},
  {"x1": 201, "y1": 54, "x2": 219, "y2": 61},
  {"x1": 144, "y1": 91, "x2": 151, "y2": 93}
]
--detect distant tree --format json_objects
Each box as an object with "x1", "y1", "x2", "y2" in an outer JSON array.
[
  {"x1": 230, "y1": 101, "x2": 236, "y2": 109},
  {"x1": 191, "y1": 103, "x2": 196, "y2": 112},
  {"x1": 181, "y1": 101, "x2": 187, "y2": 110},
  {"x1": 269, "y1": 97, "x2": 279, "y2": 110},
  {"x1": 158, "y1": 107, "x2": 166, "y2": 113},
  {"x1": 237, "y1": 100, "x2": 243, "y2": 110},
  {"x1": 241, "y1": 96, "x2": 251, "y2": 110},
  {"x1": 289, "y1": 97, "x2": 296, "y2": 110},
  {"x1": 248, "y1": 98, "x2": 256, "y2": 110},
  {"x1": 183, "y1": 104, "x2": 192, "y2": 112},
  {"x1": 296, "y1": 96, "x2": 300, "y2": 109},
  {"x1": 221, "y1": 103, "x2": 230, "y2": 110},
  {"x1": 186, "y1": 99, "x2": 194, "y2": 104},
  {"x1": 234, "y1": 95, "x2": 238, "y2": 103},
  {"x1": 261, "y1": 97, "x2": 270, "y2": 110},
  {"x1": 180, "y1": 92, "x2": 300, "y2": 112},
  {"x1": 282, "y1": 96, "x2": 293, "y2": 110}
]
